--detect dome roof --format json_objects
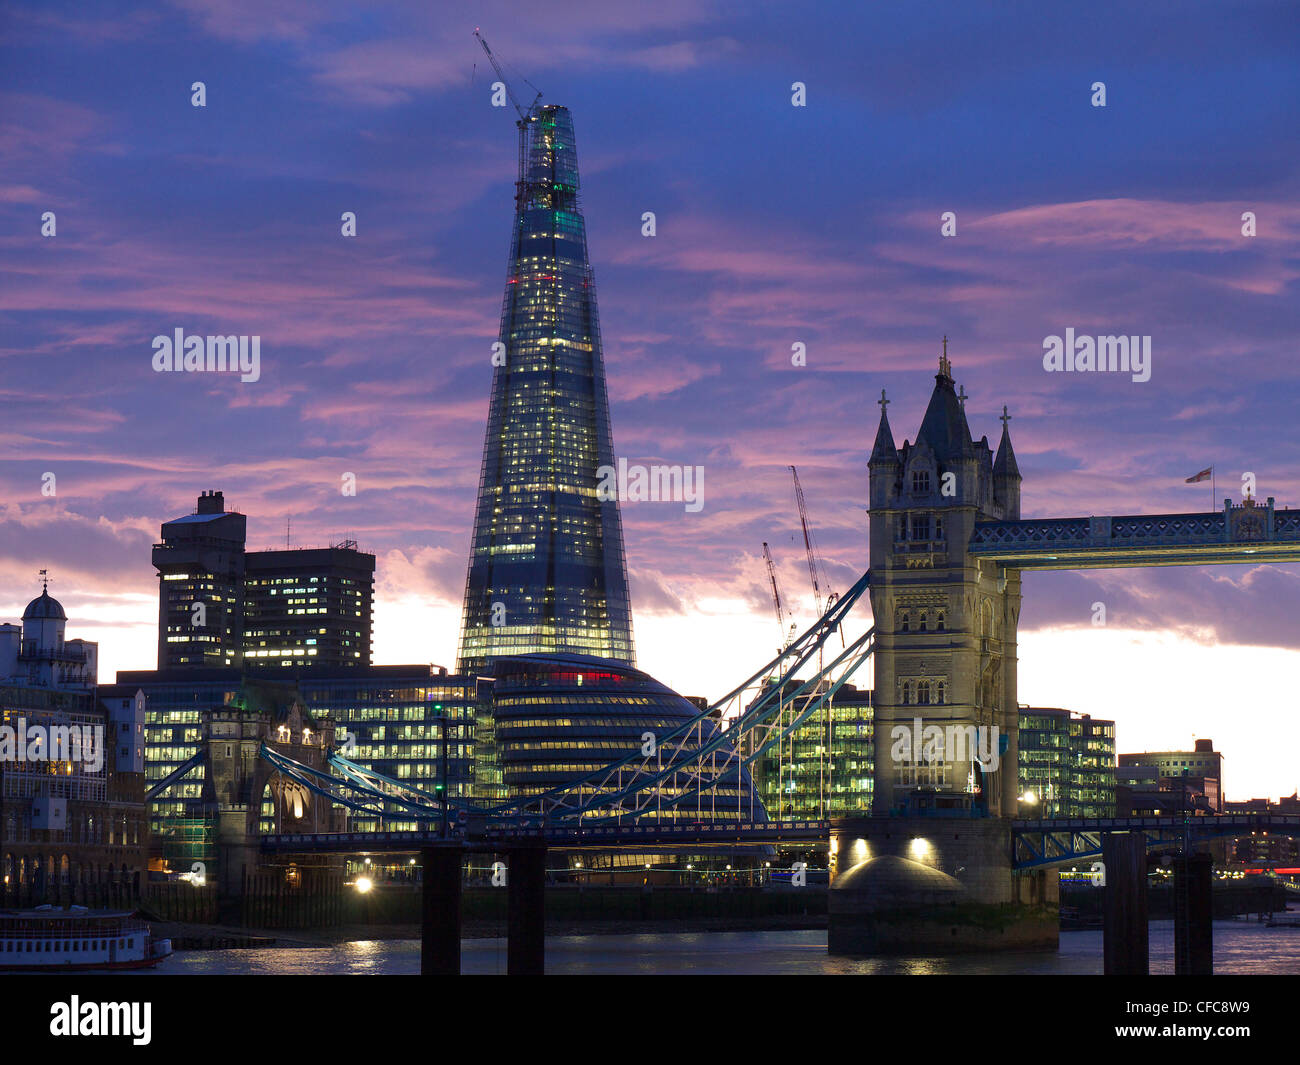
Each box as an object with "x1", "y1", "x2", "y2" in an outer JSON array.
[
  {"x1": 832, "y1": 854, "x2": 964, "y2": 904},
  {"x1": 23, "y1": 588, "x2": 66, "y2": 621}
]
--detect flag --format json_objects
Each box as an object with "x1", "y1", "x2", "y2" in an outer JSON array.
[{"x1": 1185, "y1": 467, "x2": 1213, "y2": 484}]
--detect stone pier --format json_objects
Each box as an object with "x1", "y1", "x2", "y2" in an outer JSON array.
[{"x1": 828, "y1": 813, "x2": 1057, "y2": 954}]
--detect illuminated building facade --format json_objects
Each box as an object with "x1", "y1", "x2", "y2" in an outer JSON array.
[
  {"x1": 490, "y1": 653, "x2": 764, "y2": 823},
  {"x1": 1017, "y1": 706, "x2": 1116, "y2": 818},
  {"x1": 153, "y1": 492, "x2": 375, "y2": 672},
  {"x1": 1118, "y1": 739, "x2": 1223, "y2": 813},
  {"x1": 122, "y1": 665, "x2": 477, "y2": 867},
  {"x1": 0, "y1": 587, "x2": 148, "y2": 906},
  {"x1": 153, "y1": 490, "x2": 247, "y2": 670},
  {"x1": 753, "y1": 682, "x2": 874, "y2": 820},
  {"x1": 244, "y1": 545, "x2": 374, "y2": 668},
  {"x1": 458, "y1": 105, "x2": 635, "y2": 674}
]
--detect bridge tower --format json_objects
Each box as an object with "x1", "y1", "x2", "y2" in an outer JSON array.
[
  {"x1": 201, "y1": 679, "x2": 344, "y2": 903},
  {"x1": 868, "y1": 343, "x2": 1023, "y2": 816},
  {"x1": 827, "y1": 346, "x2": 1054, "y2": 954}
]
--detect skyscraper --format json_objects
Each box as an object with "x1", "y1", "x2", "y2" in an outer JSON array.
[
  {"x1": 152, "y1": 491, "x2": 375, "y2": 671},
  {"x1": 153, "y1": 490, "x2": 247, "y2": 670},
  {"x1": 458, "y1": 105, "x2": 636, "y2": 674},
  {"x1": 244, "y1": 544, "x2": 374, "y2": 668}
]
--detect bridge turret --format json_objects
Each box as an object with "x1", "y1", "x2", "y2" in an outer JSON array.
[
  {"x1": 993, "y1": 408, "x2": 1021, "y2": 519},
  {"x1": 869, "y1": 390, "x2": 900, "y2": 512}
]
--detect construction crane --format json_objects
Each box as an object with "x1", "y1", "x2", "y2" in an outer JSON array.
[
  {"x1": 790, "y1": 466, "x2": 841, "y2": 820},
  {"x1": 790, "y1": 465, "x2": 843, "y2": 648},
  {"x1": 473, "y1": 28, "x2": 543, "y2": 190},
  {"x1": 761, "y1": 542, "x2": 797, "y2": 654},
  {"x1": 473, "y1": 28, "x2": 543, "y2": 123}
]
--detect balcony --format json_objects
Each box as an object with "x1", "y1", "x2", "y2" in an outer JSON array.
[{"x1": 17, "y1": 643, "x2": 87, "y2": 663}]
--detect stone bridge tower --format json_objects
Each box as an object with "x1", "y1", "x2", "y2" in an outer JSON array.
[
  {"x1": 201, "y1": 678, "x2": 344, "y2": 898},
  {"x1": 868, "y1": 346, "x2": 1023, "y2": 817}
]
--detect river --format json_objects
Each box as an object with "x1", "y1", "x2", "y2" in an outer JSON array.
[{"x1": 135, "y1": 920, "x2": 1300, "y2": 975}]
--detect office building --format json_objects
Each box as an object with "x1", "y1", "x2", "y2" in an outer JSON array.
[
  {"x1": 490, "y1": 653, "x2": 763, "y2": 822},
  {"x1": 1119, "y1": 739, "x2": 1222, "y2": 813},
  {"x1": 244, "y1": 544, "x2": 374, "y2": 667},
  {"x1": 152, "y1": 491, "x2": 375, "y2": 671},
  {"x1": 1017, "y1": 707, "x2": 1116, "y2": 818},
  {"x1": 154, "y1": 490, "x2": 247, "y2": 670},
  {"x1": 122, "y1": 665, "x2": 478, "y2": 869},
  {"x1": 753, "y1": 681, "x2": 873, "y2": 820}
]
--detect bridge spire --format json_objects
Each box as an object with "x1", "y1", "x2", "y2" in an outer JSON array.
[
  {"x1": 870, "y1": 390, "x2": 898, "y2": 466},
  {"x1": 994, "y1": 406, "x2": 1020, "y2": 482}
]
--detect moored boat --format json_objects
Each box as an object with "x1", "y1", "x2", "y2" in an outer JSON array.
[{"x1": 0, "y1": 906, "x2": 171, "y2": 971}]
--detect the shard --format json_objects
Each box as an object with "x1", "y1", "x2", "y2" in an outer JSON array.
[{"x1": 457, "y1": 105, "x2": 636, "y2": 674}]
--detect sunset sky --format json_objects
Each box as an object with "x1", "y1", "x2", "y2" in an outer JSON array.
[{"x1": 2, "y1": 1, "x2": 1298, "y2": 798}]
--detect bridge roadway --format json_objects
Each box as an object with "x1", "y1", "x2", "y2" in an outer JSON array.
[
  {"x1": 968, "y1": 500, "x2": 1300, "y2": 570},
  {"x1": 262, "y1": 813, "x2": 1300, "y2": 864},
  {"x1": 261, "y1": 819, "x2": 834, "y2": 854}
]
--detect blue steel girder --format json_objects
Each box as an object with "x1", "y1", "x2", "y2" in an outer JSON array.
[
  {"x1": 482, "y1": 570, "x2": 875, "y2": 823},
  {"x1": 328, "y1": 752, "x2": 476, "y2": 812},
  {"x1": 145, "y1": 750, "x2": 206, "y2": 802},
  {"x1": 565, "y1": 626, "x2": 877, "y2": 826},
  {"x1": 1011, "y1": 814, "x2": 1300, "y2": 869},
  {"x1": 970, "y1": 502, "x2": 1300, "y2": 570},
  {"x1": 261, "y1": 744, "x2": 446, "y2": 822}
]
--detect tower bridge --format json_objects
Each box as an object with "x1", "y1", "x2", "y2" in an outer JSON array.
[{"x1": 147, "y1": 346, "x2": 1295, "y2": 971}]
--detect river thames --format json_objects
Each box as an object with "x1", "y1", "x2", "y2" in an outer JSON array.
[{"x1": 134, "y1": 920, "x2": 1300, "y2": 975}]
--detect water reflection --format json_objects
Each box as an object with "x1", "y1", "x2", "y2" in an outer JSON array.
[{"x1": 133, "y1": 921, "x2": 1300, "y2": 976}]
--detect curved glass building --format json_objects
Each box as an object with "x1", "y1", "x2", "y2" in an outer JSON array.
[
  {"x1": 458, "y1": 105, "x2": 635, "y2": 674},
  {"x1": 490, "y1": 653, "x2": 766, "y2": 823}
]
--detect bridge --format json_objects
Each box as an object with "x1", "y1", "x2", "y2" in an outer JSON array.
[
  {"x1": 260, "y1": 820, "x2": 833, "y2": 853},
  {"x1": 145, "y1": 351, "x2": 1296, "y2": 973},
  {"x1": 970, "y1": 498, "x2": 1299, "y2": 569},
  {"x1": 259, "y1": 814, "x2": 1300, "y2": 868}
]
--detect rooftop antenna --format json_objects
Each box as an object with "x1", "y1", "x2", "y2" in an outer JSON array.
[{"x1": 286, "y1": 516, "x2": 291, "y2": 548}]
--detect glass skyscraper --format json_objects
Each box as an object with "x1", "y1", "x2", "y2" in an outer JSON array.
[{"x1": 458, "y1": 105, "x2": 635, "y2": 674}]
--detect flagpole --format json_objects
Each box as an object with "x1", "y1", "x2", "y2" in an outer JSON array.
[{"x1": 1212, "y1": 466, "x2": 1215, "y2": 511}]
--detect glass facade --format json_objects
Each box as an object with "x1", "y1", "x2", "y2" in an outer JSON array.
[
  {"x1": 753, "y1": 682, "x2": 873, "y2": 820},
  {"x1": 458, "y1": 105, "x2": 635, "y2": 673},
  {"x1": 122, "y1": 666, "x2": 478, "y2": 865},
  {"x1": 294, "y1": 673, "x2": 477, "y2": 831},
  {"x1": 1017, "y1": 706, "x2": 1116, "y2": 818},
  {"x1": 491, "y1": 653, "x2": 765, "y2": 823}
]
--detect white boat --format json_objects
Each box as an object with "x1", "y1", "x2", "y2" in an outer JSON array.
[{"x1": 0, "y1": 906, "x2": 172, "y2": 971}]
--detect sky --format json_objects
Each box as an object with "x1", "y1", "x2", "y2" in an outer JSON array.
[{"x1": 2, "y1": 1, "x2": 1298, "y2": 798}]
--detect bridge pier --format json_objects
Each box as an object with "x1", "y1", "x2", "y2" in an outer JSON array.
[
  {"x1": 1102, "y1": 832, "x2": 1148, "y2": 975},
  {"x1": 420, "y1": 846, "x2": 462, "y2": 976},
  {"x1": 507, "y1": 844, "x2": 547, "y2": 975},
  {"x1": 828, "y1": 816, "x2": 1058, "y2": 954},
  {"x1": 1174, "y1": 851, "x2": 1213, "y2": 975}
]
